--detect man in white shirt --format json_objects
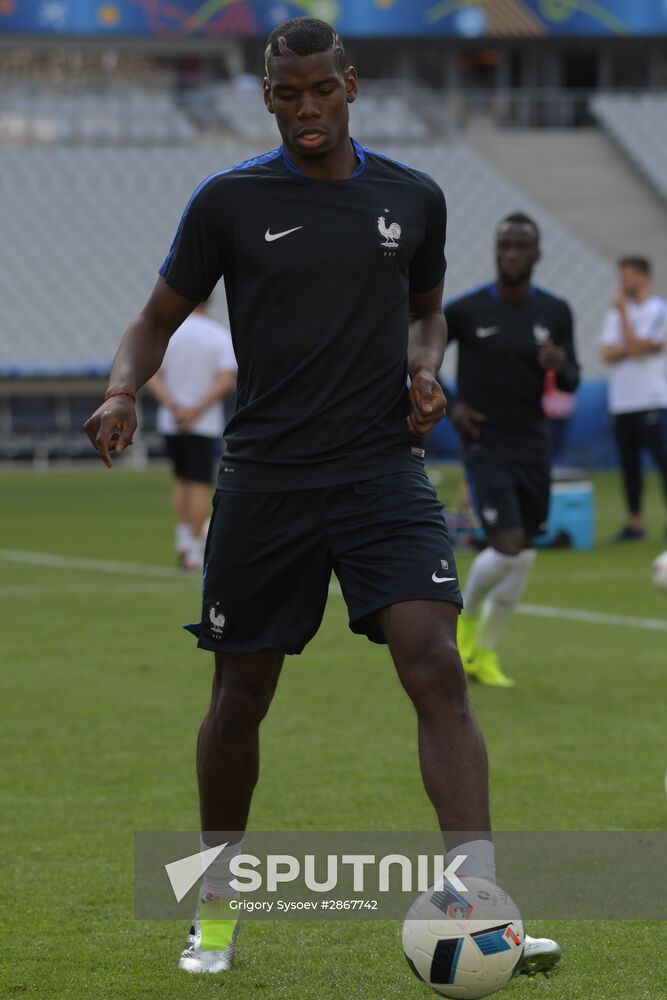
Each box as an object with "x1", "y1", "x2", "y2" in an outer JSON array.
[
  {"x1": 600, "y1": 257, "x2": 667, "y2": 541},
  {"x1": 147, "y1": 301, "x2": 237, "y2": 568}
]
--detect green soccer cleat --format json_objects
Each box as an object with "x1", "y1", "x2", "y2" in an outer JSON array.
[
  {"x1": 466, "y1": 647, "x2": 515, "y2": 687},
  {"x1": 457, "y1": 612, "x2": 478, "y2": 666},
  {"x1": 517, "y1": 934, "x2": 562, "y2": 977},
  {"x1": 178, "y1": 901, "x2": 239, "y2": 975}
]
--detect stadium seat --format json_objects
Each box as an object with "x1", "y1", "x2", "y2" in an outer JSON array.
[{"x1": 591, "y1": 93, "x2": 667, "y2": 203}]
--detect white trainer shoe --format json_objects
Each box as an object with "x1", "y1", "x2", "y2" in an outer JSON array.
[
  {"x1": 517, "y1": 933, "x2": 561, "y2": 977},
  {"x1": 178, "y1": 915, "x2": 239, "y2": 974}
]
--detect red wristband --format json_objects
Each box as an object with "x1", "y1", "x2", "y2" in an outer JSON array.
[{"x1": 104, "y1": 390, "x2": 136, "y2": 403}]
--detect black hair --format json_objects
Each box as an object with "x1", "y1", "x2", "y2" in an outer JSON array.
[
  {"x1": 498, "y1": 212, "x2": 540, "y2": 243},
  {"x1": 618, "y1": 256, "x2": 651, "y2": 276},
  {"x1": 264, "y1": 17, "x2": 346, "y2": 79}
]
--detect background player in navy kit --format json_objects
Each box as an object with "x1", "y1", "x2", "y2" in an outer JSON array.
[
  {"x1": 446, "y1": 213, "x2": 580, "y2": 687},
  {"x1": 84, "y1": 23, "x2": 559, "y2": 980}
]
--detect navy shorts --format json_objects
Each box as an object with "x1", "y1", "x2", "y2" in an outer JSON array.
[
  {"x1": 465, "y1": 446, "x2": 550, "y2": 540},
  {"x1": 165, "y1": 434, "x2": 218, "y2": 485},
  {"x1": 187, "y1": 471, "x2": 461, "y2": 655}
]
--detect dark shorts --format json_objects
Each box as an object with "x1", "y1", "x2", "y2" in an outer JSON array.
[
  {"x1": 465, "y1": 446, "x2": 550, "y2": 539},
  {"x1": 186, "y1": 471, "x2": 461, "y2": 655},
  {"x1": 165, "y1": 434, "x2": 218, "y2": 485}
]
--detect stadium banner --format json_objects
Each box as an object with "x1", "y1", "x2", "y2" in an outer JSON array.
[
  {"x1": 1, "y1": 1, "x2": 667, "y2": 39},
  {"x1": 135, "y1": 830, "x2": 667, "y2": 920}
]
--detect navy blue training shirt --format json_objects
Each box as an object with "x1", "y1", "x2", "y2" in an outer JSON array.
[
  {"x1": 160, "y1": 140, "x2": 447, "y2": 490},
  {"x1": 445, "y1": 283, "x2": 580, "y2": 461}
]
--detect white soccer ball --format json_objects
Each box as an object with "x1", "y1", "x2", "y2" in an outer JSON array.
[
  {"x1": 651, "y1": 551, "x2": 667, "y2": 591},
  {"x1": 402, "y1": 878, "x2": 524, "y2": 999}
]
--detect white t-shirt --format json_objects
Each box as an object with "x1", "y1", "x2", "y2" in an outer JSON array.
[
  {"x1": 156, "y1": 312, "x2": 237, "y2": 437},
  {"x1": 600, "y1": 295, "x2": 667, "y2": 414}
]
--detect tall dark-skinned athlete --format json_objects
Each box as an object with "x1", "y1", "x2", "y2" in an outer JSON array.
[
  {"x1": 85, "y1": 23, "x2": 559, "y2": 981},
  {"x1": 446, "y1": 212, "x2": 580, "y2": 688}
]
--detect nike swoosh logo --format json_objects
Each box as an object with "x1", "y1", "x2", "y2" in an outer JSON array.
[
  {"x1": 432, "y1": 573, "x2": 457, "y2": 584},
  {"x1": 265, "y1": 226, "x2": 303, "y2": 242},
  {"x1": 475, "y1": 326, "x2": 499, "y2": 338}
]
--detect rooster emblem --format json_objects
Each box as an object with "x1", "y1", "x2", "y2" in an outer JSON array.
[
  {"x1": 377, "y1": 215, "x2": 402, "y2": 249},
  {"x1": 209, "y1": 605, "x2": 226, "y2": 635}
]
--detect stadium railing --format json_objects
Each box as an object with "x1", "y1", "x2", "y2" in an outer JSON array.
[{"x1": 0, "y1": 379, "x2": 161, "y2": 468}]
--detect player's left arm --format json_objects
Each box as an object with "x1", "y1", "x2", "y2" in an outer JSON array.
[
  {"x1": 537, "y1": 302, "x2": 580, "y2": 393},
  {"x1": 407, "y1": 178, "x2": 448, "y2": 436},
  {"x1": 407, "y1": 279, "x2": 447, "y2": 436},
  {"x1": 145, "y1": 370, "x2": 177, "y2": 410}
]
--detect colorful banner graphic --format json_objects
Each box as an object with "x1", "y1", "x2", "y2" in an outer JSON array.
[{"x1": 1, "y1": 0, "x2": 666, "y2": 38}]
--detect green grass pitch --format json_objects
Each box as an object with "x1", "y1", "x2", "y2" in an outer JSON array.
[{"x1": 1, "y1": 465, "x2": 666, "y2": 998}]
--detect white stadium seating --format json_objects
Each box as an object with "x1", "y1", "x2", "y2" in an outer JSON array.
[
  {"x1": 591, "y1": 93, "x2": 667, "y2": 203},
  {"x1": 0, "y1": 141, "x2": 612, "y2": 378}
]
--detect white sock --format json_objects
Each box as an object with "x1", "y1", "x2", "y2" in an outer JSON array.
[
  {"x1": 200, "y1": 836, "x2": 243, "y2": 901},
  {"x1": 175, "y1": 522, "x2": 194, "y2": 555},
  {"x1": 477, "y1": 549, "x2": 536, "y2": 649},
  {"x1": 444, "y1": 839, "x2": 496, "y2": 884},
  {"x1": 184, "y1": 535, "x2": 205, "y2": 569},
  {"x1": 463, "y1": 547, "x2": 519, "y2": 617}
]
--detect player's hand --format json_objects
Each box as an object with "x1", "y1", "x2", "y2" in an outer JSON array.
[
  {"x1": 174, "y1": 405, "x2": 200, "y2": 431},
  {"x1": 537, "y1": 340, "x2": 566, "y2": 372},
  {"x1": 612, "y1": 292, "x2": 626, "y2": 312},
  {"x1": 407, "y1": 371, "x2": 446, "y2": 437},
  {"x1": 451, "y1": 401, "x2": 486, "y2": 441},
  {"x1": 83, "y1": 396, "x2": 137, "y2": 468}
]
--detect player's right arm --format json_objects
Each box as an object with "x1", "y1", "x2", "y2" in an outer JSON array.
[
  {"x1": 601, "y1": 343, "x2": 628, "y2": 364},
  {"x1": 599, "y1": 307, "x2": 628, "y2": 365},
  {"x1": 84, "y1": 278, "x2": 197, "y2": 467}
]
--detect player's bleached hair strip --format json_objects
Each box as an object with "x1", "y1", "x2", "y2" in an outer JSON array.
[
  {"x1": 277, "y1": 36, "x2": 296, "y2": 58},
  {"x1": 264, "y1": 17, "x2": 346, "y2": 79}
]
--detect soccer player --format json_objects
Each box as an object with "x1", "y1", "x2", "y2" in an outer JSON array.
[
  {"x1": 445, "y1": 213, "x2": 580, "y2": 687},
  {"x1": 84, "y1": 21, "x2": 559, "y2": 979},
  {"x1": 147, "y1": 299, "x2": 236, "y2": 569},
  {"x1": 599, "y1": 257, "x2": 667, "y2": 541}
]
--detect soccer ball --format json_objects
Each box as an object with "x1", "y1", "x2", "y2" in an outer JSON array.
[
  {"x1": 651, "y1": 551, "x2": 667, "y2": 591},
  {"x1": 402, "y1": 878, "x2": 524, "y2": 999}
]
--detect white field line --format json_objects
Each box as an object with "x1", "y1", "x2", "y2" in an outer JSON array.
[
  {"x1": 0, "y1": 548, "x2": 185, "y2": 579},
  {"x1": 1, "y1": 548, "x2": 666, "y2": 632},
  {"x1": 529, "y1": 569, "x2": 649, "y2": 582},
  {"x1": 516, "y1": 602, "x2": 667, "y2": 633},
  {"x1": 0, "y1": 583, "x2": 194, "y2": 598}
]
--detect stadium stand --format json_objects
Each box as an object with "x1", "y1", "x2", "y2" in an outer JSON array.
[
  {"x1": 0, "y1": 91, "x2": 196, "y2": 146},
  {"x1": 591, "y1": 93, "x2": 667, "y2": 203},
  {"x1": 0, "y1": 142, "x2": 611, "y2": 374},
  {"x1": 0, "y1": 55, "x2": 197, "y2": 147},
  {"x1": 467, "y1": 122, "x2": 667, "y2": 293},
  {"x1": 0, "y1": 380, "x2": 159, "y2": 465}
]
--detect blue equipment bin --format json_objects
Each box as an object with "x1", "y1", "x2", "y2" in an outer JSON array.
[{"x1": 538, "y1": 480, "x2": 595, "y2": 550}]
